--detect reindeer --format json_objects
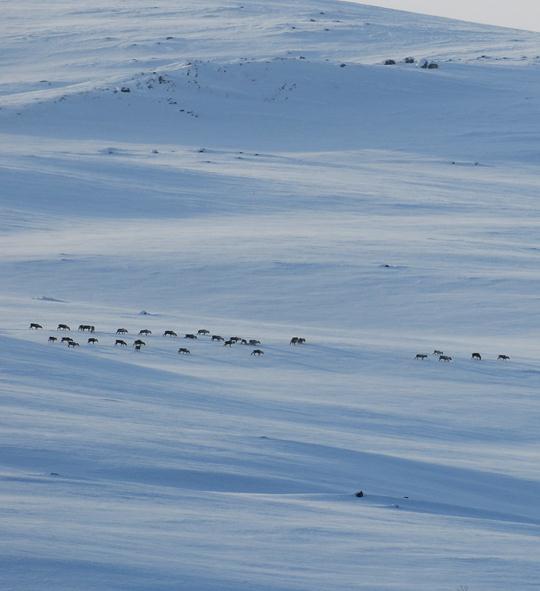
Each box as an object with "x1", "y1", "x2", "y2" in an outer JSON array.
[
  {"x1": 471, "y1": 353, "x2": 482, "y2": 360},
  {"x1": 88, "y1": 337, "x2": 98, "y2": 344},
  {"x1": 224, "y1": 340, "x2": 233, "y2": 347},
  {"x1": 139, "y1": 329, "x2": 152, "y2": 336},
  {"x1": 439, "y1": 355, "x2": 452, "y2": 362},
  {"x1": 212, "y1": 335, "x2": 224, "y2": 342},
  {"x1": 498, "y1": 354, "x2": 510, "y2": 361},
  {"x1": 415, "y1": 354, "x2": 428, "y2": 360},
  {"x1": 433, "y1": 350, "x2": 443, "y2": 356},
  {"x1": 185, "y1": 334, "x2": 197, "y2": 340},
  {"x1": 178, "y1": 347, "x2": 191, "y2": 354},
  {"x1": 67, "y1": 341, "x2": 80, "y2": 348},
  {"x1": 116, "y1": 328, "x2": 128, "y2": 334},
  {"x1": 249, "y1": 339, "x2": 261, "y2": 346},
  {"x1": 197, "y1": 329, "x2": 210, "y2": 335},
  {"x1": 229, "y1": 337, "x2": 241, "y2": 343},
  {"x1": 163, "y1": 330, "x2": 177, "y2": 337},
  {"x1": 57, "y1": 324, "x2": 70, "y2": 331},
  {"x1": 115, "y1": 339, "x2": 128, "y2": 346},
  {"x1": 290, "y1": 337, "x2": 299, "y2": 345},
  {"x1": 133, "y1": 339, "x2": 146, "y2": 347},
  {"x1": 241, "y1": 339, "x2": 248, "y2": 345},
  {"x1": 61, "y1": 336, "x2": 73, "y2": 343},
  {"x1": 134, "y1": 344, "x2": 142, "y2": 351},
  {"x1": 30, "y1": 323, "x2": 43, "y2": 329},
  {"x1": 48, "y1": 336, "x2": 57, "y2": 343},
  {"x1": 78, "y1": 324, "x2": 89, "y2": 331},
  {"x1": 251, "y1": 349, "x2": 264, "y2": 356}
]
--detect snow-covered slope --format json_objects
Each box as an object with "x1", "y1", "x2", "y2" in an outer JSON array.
[
  {"x1": 1, "y1": 1, "x2": 539, "y2": 590},
  {"x1": 3, "y1": 0, "x2": 540, "y2": 99}
]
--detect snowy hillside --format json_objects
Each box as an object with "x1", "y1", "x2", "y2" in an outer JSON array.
[{"x1": 1, "y1": 1, "x2": 539, "y2": 590}]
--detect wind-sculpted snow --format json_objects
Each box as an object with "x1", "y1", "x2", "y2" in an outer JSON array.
[
  {"x1": 1, "y1": 1, "x2": 540, "y2": 590},
  {"x1": 1, "y1": 323, "x2": 540, "y2": 590},
  {"x1": 3, "y1": 58, "x2": 540, "y2": 161},
  {"x1": 3, "y1": 0, "x2": 539, "y2": 100}
]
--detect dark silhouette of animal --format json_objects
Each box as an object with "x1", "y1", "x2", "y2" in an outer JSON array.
[
  {"x1": 115, "y1": 339, "x2": 127, "y2": 346},
  {"x1": 439, "y1": 355, "x2": 452, "y2": 362},
  {"x1": 67, "y1": 341, "x2": 80, "y2": 348},
  {"x1": 30, "y1": 323, "x2": 43, "y2": 329},
  {"x1": 57, "y1": 324, "x2": 70, "y2": 331},
  {"x1": 471, "y1": 353, "x2": 482, "y2": 360},
  {"x1": 185, "y1": 334, "x2": 197, "y2": 340},
  {"x1": 498, "y1": 354, "x2": 510, "y2": 361},
  {"x1": 116, "y1": 328, "x2": 128, "y2": 334},
  {"x1": 384, "y1": 59, "x2": 396, "y2": 65},
  {"x1": 48, "y1": 336, "x2": 57, "y2": 343},
  {"x1": 290, "y1": 337, "x2": 299, "y2": 345},
  {"x1": 212, "y1": 335, "x2": 224, "y2": 341},
  {"x1": 139, "y1": 329, "x2": 152, "y2": 335},
  {"x1": 229, "y1": 337, "x2": 241, "y2": 343},
  {"x1": 241, "y1": 339, "x2": 248, "y2": 345},
  {"x1": 433, "y1": 350, "x2": 443, "y2": 356},
  {"x1": 163, "y1": 330, "x2": 177, "y2": 337},
  {"x1": 134, "y1": 344, "x2": 141, "y2": 351},
  {"x1": 251, "y1": 349, "x2": 264, "y2": 356},
  {"x1": 88, "y1": 337, "x2": 98, "y2": 344},
  {"x1": 197, "y1": 329, "x2": 210, "y2": 335},
  {"x1": 78, "y1": 324, "x2": 93, "y2": 332},
  {"x1": 61, "y1": 336, "x2": 73, "y2": 343},
  {"x1": 178, "y1": 347, "x2": 191, "y2": 354},
  {"x1": 249, "y1": 339, "x2": 261, "y2": 346},
  {"x1": 224, "y1": 340, "x2": 233, "y2": 347},
  {"x1": 415, "y1": 354, "x2": 428, "y2": 360},
  {"x1": 355, "y1": 490, "x2": 364, "y2": 498},
  {"x1": 404, "y1": 57, "x2": 415, "y2": 64},
  {"x1": 133, "y1": 339, "x2": 146, "y2": 347}
]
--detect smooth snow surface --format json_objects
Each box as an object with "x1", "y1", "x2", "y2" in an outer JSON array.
[{"x1": 1, "y1": 1, "x2": 539, "y2": 590}]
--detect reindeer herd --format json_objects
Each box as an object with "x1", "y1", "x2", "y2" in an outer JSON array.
[
  {"x1": 415, "y1": 350, "x2": 511, "y2": 362},
  {"x1": 29, "y1": 322, "x2": 309, "y2": 357},
  {"x1": 28, "y1": 321, "x2": 513, "y2": 364}
]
